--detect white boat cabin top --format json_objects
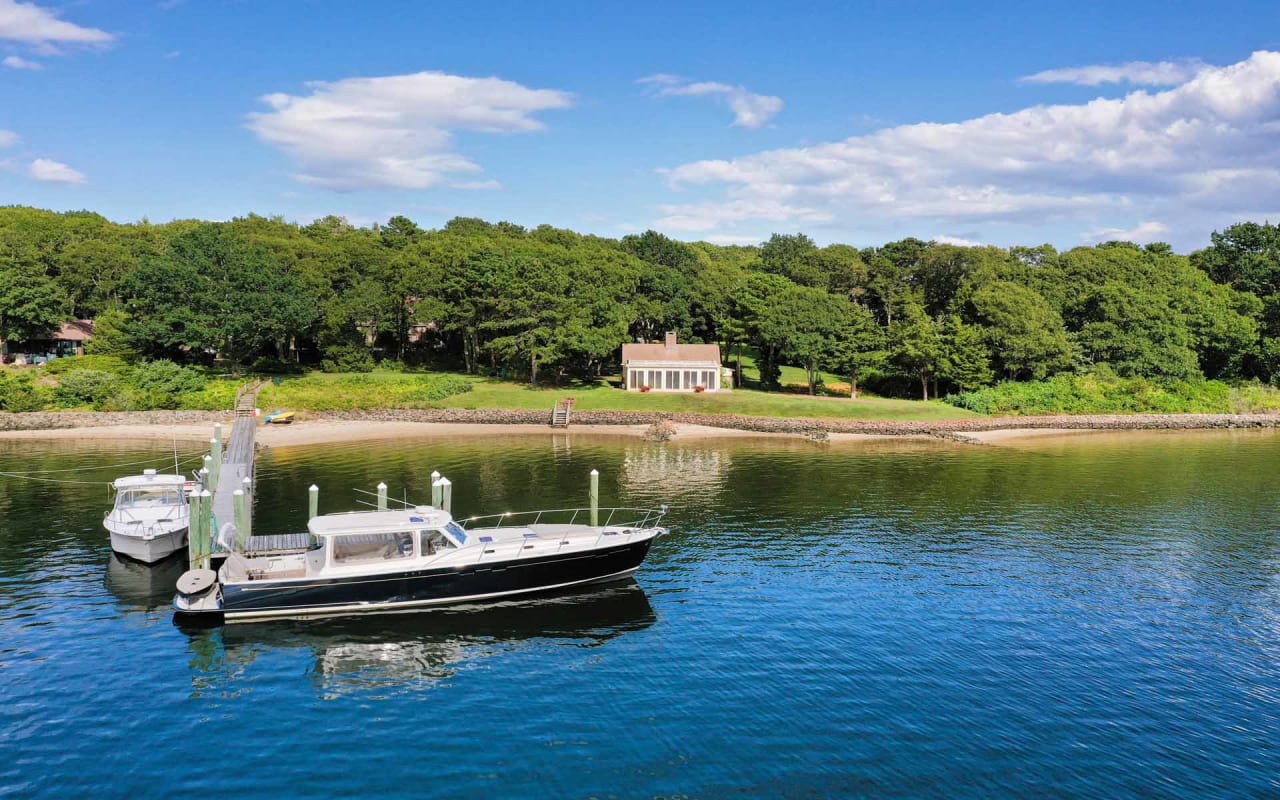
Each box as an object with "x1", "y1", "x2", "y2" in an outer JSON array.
[
  {"x1": 113, "y1": 470, "x2": 187, "y2": 490},
  {"x1": 111, "y1": 470, "x2": 188, "y2": 510},
  {"x1": 307, "y1": 507, "x2": 457, "y2": 538}
]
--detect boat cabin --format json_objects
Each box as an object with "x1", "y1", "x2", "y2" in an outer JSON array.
[
  {"x1": 306, "y1": 507, "x2": 469, "y2": 570},
  {"x1": 111, "y1": 471, "x2": 188, "y2": 510}
]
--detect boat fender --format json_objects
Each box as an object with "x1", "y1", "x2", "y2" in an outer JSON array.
[{"x1": 176, "y1": 568, "x2": 218, "y2": 598}]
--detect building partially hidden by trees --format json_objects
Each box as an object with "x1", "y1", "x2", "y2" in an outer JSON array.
[
  {"x1": 622, "y1": 332, "x2": 726, "y2": 392},
  {"x1": 2, "y1": 319, "x2": 94, "y2": 364}
]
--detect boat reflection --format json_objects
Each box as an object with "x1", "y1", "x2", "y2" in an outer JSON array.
[
  {"x1": 104, "y1": 552, "x2": 186, "y2": 612},
  {"x1": 180, "y1": 581, "x2": 656, "y2": 697}
]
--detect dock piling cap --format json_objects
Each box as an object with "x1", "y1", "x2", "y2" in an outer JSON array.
[{"x1": 176, "y1": 569, "x2": 218, "y2": 596}]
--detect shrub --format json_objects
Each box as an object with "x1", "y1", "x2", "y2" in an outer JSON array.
[
  {"x1": 0, "y1": 371, "x2": 52, "y2": 412},
  {"x1": 53, "y1": 369, "x2": 120, "y2": 408},
  {"x1": 398, "y1": 375, "x2": 474, "y2": 403},
  {"x1": 321, "y1": 345, "x2": 374, "y2": 373},
  {"x1": 946, "y1": 371, "x2": 1238, "y2": 415},
  {"x1": 41, "y1": 355, "x2": 130, "y2": 376},
  {"x1": 133, "y1": 360, "x2": 207, "y2": 395}
]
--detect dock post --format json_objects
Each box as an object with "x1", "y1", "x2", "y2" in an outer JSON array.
[
  {"x1": 213, "y1": 422, "x2": 222, "y2": 449},
  {"x1": 233, "y1": 489, "x2": 249, "y2": 550},
  {"x1": 188, "y1": 491, "x2": 203, "y2": 571},
  {"x1": 377, "y1": 482, "x2": 388, "y2": 511},
  {"x1": 210, "y1": 437, "x2": 222, "y2": 490},
  {"x1": 199, "y1": 465, "x2": 210, "y2": 493},
  {"x1": 431, "y1": 476, "x2": 443, "y2": 508},
  {"x1": 590, "y1": 469, "x2": 599, "y2": 527},
  {"x1": 309, "y1": 484, "x2": 319, "y2": 520},
  {"x1": 199, "y1": 490, "x2": 213, "y2": 569},
  {"x1": 439, "y1": 477, "x2": 452, "y2": 513}
]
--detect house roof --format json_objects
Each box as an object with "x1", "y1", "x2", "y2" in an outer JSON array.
[
  {"x1": 622, "y1": 342, "x2": 721, "y2": 364},
  {"x1": 54, "y1": 320, "x2": 94, "y2": 341}
]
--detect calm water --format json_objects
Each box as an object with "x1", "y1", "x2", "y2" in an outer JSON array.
[{"x1": 2, "y1": 430, "x2": 1279, "y2": 798}]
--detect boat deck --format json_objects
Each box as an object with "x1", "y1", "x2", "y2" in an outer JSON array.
[{"x1": 243, "y1": 532, "x2": 311, "y2": 556}]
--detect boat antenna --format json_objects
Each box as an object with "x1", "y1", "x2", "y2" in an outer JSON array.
[{"x1": 172, "y1": 436, "x2": 181, "y2": 476}]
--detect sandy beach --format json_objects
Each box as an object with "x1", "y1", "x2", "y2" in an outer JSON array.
[{"x1": 0, "y1": 419, "x2": 937, "y2": 446}]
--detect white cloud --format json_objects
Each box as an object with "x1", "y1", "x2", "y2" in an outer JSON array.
[
  {"x1": 2, "y1": 54, "x2": 39, "y2": 69},
  {"x1": 0, "y1": 0, "x2": 113, "y2": 46},
  {"x1": 1020, "y1": 58, "x2": 1207, "y2": 87},
  {"x1": 28, "y1": 157, "x2": 84, "y2": 184},
  {"x1": 639, "y1": 74, "x2": 783, "y2": 128},
  {"x1": 1081, "y1": 220, "x2": 1169, "y2": 244},
  {"x1": 0, "y1": 129, "x2": 17, "y2": 147},
  {"x1": 702, "y1": 234, "x2": 762, "y2": 245},
  {"x1": 933, "y1": 235, "x2": 985, "y2": 247},
  {"x1": 656, "y1": 51, "x2": 1280, "y2": 244},
  {"x1": 247, "y1": 71, "x2": 573, "y2": 191}
]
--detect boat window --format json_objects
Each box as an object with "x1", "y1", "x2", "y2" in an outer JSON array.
[
  {"x1": 420, "y1": 530, "x2": 453, "y2": 555},
  {"x1": 445, "y1": 521, "x2": 468, "y2": 545},
  {"x1": 331, "y1": 532, "x2": 414, "y2": 565},
  {"x1": 118, "y1": 488, "x2": 182, "y2": 508}
]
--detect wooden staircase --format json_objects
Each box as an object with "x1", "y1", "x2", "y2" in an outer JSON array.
[{"x1": 551, "y1": 397, "x2": 575, "y2": 428}]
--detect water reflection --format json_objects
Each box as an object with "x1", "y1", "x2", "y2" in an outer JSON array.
[
  {"x1": 180, "y1": 582, "x2": 656, "y2": 698},
  {"x1": 103, "y1": 553, "x2": 186, "y2": 612}
]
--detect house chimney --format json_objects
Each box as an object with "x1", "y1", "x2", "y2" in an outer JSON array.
[{"x1": 665, "y1": 331, "x2": 677, "y2": 349}]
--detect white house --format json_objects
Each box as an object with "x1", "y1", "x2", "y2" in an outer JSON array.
[{"x1": 622, "y1": 332, "x2": 727, "y2": 392}]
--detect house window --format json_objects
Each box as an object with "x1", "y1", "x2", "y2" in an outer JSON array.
[
  {"x1": 665, "y1": 370, "x2": 678, "y2": 390},
  {"x1": 648, "y1": 369, "x2": 660, "y2": 388},
  {"x1": 684, "y1": 371, "x2": 695, "y2": 389},
  {"x1": 629, "y1": 369, "x2": 641, "y2": 389},
  {"x1": 702, "y1": 370, "x2": 716, "y2": 390}
]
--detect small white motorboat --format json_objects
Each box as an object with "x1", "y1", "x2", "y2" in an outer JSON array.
[{"x1": 105, "y1": 470, "x2": 190, "y2": 564}]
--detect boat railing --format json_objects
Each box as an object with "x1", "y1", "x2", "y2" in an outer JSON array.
[{"x1": 460, "y1": 506, "x2": 668, "y2": 531}]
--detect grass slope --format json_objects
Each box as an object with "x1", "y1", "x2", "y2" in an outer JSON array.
[{"x1": 257, "y1": 372, "x2": 975, "y2": 421}]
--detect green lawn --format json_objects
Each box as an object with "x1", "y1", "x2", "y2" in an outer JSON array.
[{"x1": 257, "y1": 371, "x2": 977, "y2": 421}]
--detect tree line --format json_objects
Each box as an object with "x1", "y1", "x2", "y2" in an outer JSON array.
[{"x1": 1, "y1": 205, "x2": 1278, "y2": 399}]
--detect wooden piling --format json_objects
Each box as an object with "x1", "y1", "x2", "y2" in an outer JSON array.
[
  {"x1": 308, "y1": 484, "x2": 319, "y2": 520},
  {"x1": 590, "y1": 469, "x2": 599, "y2": 526}
]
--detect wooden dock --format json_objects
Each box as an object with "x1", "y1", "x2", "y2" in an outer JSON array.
[{"x1": 211, "y1": 382, "x2": 262, "y2": 547}]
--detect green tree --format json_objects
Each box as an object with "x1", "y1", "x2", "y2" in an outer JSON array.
[
  {"x1": 829, "y1": 302, "x2": 886, "y2": 398},
  {"x1": 0, "y1": 264, "x2": 66, "y2": 358},
  {"x1": 938, "y1": 314, "x2": 993, "y2": 391},
  {"x1": 891, "y1": 301, "x2": 944, "y2": 400},
  {"x1": 968, "y1": 280, "x2": 1074, "y2": 379}
]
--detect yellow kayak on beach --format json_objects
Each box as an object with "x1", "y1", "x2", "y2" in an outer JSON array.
[{"x1": 262, "y1": 410, "x2": 294, "y2": 424}]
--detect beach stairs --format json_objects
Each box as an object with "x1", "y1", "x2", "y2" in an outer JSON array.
[{"x1": 551, "y1": 398, "x2": 574, "y2": 428}]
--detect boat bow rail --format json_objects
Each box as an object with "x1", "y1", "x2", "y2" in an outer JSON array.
[{"x1": 459, "y1": 506, "x2": 668, "y2": 531}]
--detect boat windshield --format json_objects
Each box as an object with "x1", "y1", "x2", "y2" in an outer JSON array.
[
  {"x1": 445, "y1": 521, "x2": 468, "y2": 545},
  {"x1": 117, "y1": 487, "x2": 182, "y2": 508}
]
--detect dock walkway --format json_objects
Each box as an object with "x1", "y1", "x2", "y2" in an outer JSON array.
[{"x1": 211, "y1": 382, "x2": 262, "y2": 543}]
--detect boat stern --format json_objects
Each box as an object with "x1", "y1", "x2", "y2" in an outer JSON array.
[{"x1": 172, "y1": 568, "x2": 224, "y2": 621}]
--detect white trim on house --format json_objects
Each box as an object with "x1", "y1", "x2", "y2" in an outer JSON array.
[{"x1": 624, "y1": 361, "x2": 722, "y2": 392}]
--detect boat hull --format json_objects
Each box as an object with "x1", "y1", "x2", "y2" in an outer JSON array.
[
  {"x1": 187, "y1": 538, "x2": 654, "y2": 622},
  {"x1": 110, "y1": 527, "x2": 188, "y2": 564}
]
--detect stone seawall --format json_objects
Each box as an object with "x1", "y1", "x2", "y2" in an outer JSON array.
[
  {"x1": 0, "y1": 411, "x2": 229, "y2": 431},
  {"x1": 5, "y1": 408, "x2": 1278, "y2": 437}
]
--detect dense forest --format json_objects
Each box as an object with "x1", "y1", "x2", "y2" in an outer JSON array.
[{"x1": 2, "y1": 205, "x2": 1280, "y2": 404}]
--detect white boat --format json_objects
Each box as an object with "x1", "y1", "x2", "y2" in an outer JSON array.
[
  {"x1": 174, "y1": 504, "x2": 667, "y2": 623},
  {"x1": 104, "y1": 470, "x2": 190, "y2": 564}
]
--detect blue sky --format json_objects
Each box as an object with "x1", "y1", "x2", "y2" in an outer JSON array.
[{"x1": 2, "y1": 0, "x2": 1280, "y2": 250}]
